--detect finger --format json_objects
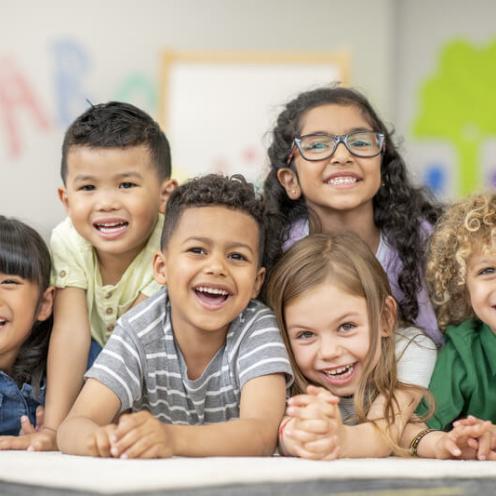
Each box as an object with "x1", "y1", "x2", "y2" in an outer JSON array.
[
  {"x1": 443, "y1": 437, "x2": 462, "y2": 458},
  {"x1": 287, "y1": 395, "x2": 315, "y2": 408},
  {"x1": 294, "y1": 418, "x2": 336, "y2": 435},
  {"x1": 19, "y1": 416, "x2": 36, "y2": 435},
  {"x1": 322, "y1": 445, "x2": 340, "y2": 461},
  {"x1": 112, "y1": 425, "x2": 143, "y2": 457},
  {"x1": 0, "y1": 436, "x2": 19, "y2": 450},
  {"x1": 119, "y1": 432, "x2": 157, "y2": 459},
  {"x1": 35, "y1": 407, "x2": 45, "y2": 431},
  {"x1": 94, "y1": 429, "x2": 113, "y2": 457},
  {"x1": 28, "y1": 432, "x2": 57, "y2": 452},
  {"x1": 287, "y1": 404, "x2": 332, "y2": 420},
  {"x1": 291, "y1": 442, "x2": 327, "y2": 460},
  {"x1": 304, "y1": 435, "x2": 339, "y2": 455},
  {"x1": 307, "y1": 385, "x2": 340, "y2": 404},
  {"x1": 285, "y1": 428, "x2": 320, "y2": 445},
  {"x1": 477, "y1": 432, "x2": 492, "y2": 461}
]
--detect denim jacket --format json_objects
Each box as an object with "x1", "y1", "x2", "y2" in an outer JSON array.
[{"x1": 0, "y1": 371, "x2": 45, "y2": 436}]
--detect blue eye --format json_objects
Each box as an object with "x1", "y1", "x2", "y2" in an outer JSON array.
[
  {"x1": 339, "y1": 322, "x2": 356, "y2": 333},
  {"x1": 296, "y1": 330, "x2": 315, "y2": 340}
]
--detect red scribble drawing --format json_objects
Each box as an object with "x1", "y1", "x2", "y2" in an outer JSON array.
[{"x1": 0, "y1": 58, "x2": 50, "y2": 158}]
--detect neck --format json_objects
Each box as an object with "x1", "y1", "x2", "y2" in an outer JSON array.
[
  {"x1": 310, "y1": 204, "x2": 380, "y2": 254},
  {"x1": 97, "y1": 250, "x2": 139, "y2": 286},
  {"x1": 171, "y1": 317, "x2": 228, "y2": 381},
  {"x1": 0, "y1": 350, "x2": 18, "y2": 376}
]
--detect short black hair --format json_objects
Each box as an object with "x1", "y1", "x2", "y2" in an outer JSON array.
[
  {"x1": 61, "y1": 101, "x2": 171, "y2": 183},
  {"x1": 161, "y1": 174, "x2": 265, "y2": 263}
]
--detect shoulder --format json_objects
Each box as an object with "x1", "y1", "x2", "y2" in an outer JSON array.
[
  {"x1": 395, "y1": 326, "x2": 437, "y2": 351},
  {"x1": 50, "y1": 217, "x2": 90, "y2": 251},
  {"x1": 282, "y1": 217, "x2": 309, "y2": 252},
  {"x1": 118, "y1": 287, "x2": 168, "y2": 344}
]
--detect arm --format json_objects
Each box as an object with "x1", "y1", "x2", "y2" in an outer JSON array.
[
  {"x1": 57, "y1": 378, "x2": 122, "y2": 456},
  {"x1": 400, "y1": 419, "x2": 496, "y2": 460},
  {"x1": 108, "y1": 374, "x2": 287, "y2": 458}
]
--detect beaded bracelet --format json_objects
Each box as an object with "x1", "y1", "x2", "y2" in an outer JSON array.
[{"x1": 409, "y1": 428, "x2": 438, "y2": 457}]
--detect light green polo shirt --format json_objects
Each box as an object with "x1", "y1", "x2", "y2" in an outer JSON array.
[
  {"x1": 50, "y1": 214, "x2": 163, "y2": 347},
  {"x1": 419, "y1": 318, "x2": 496, "y2": 430}
]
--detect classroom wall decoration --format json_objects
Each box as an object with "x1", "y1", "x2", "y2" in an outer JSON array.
[
  {"x1": 160, "y1": 51, "x2": 349, "y2": 185},
  {"x1": 411, "y1": 39, "x2": 496, "y2": 197}
]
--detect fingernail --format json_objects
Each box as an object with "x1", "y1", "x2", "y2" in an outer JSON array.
[
  {"x1": 27, "y1": 446, "x2": 34, "y2": 452},
  {"x1": 120, "y1": 453, "x2": 128, "y2": 459},
  {"x1": 21, "y1": 416, "x2": 28, "y2": 422},
  {"x1": 111, "y1": 447, "x2": 118, "y2": 456}
]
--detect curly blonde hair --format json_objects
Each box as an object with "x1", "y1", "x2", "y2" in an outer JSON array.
[{"x1": 427, "y1": 193, "x2": 496, "y2": 329}]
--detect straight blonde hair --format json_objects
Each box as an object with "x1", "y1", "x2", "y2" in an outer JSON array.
[{"x1": 267, "y1": 232, "x2": 430, "y2": 436}]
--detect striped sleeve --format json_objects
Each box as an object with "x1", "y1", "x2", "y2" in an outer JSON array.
[
  {"x1": 235, "y1": 307, "x2": 293, "y2": 389},
  {"x1": 85, "y1": 320, "x2": 144, "y2": 412}
]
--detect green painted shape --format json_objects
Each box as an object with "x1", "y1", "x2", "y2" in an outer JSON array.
[{"x1": 413, "y1": 39, "x2": 496, "y2": 195}]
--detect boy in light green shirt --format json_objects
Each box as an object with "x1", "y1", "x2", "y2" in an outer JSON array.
[{"x1": 1, "y1": 102, "x2": 176, "y2": 451}]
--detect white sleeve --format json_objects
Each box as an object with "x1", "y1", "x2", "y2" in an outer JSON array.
[{"x1": 395, "y1": 326, "x2": 437, "y2": 388}]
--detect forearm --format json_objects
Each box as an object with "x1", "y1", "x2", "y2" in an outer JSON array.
[
  {"x1": 44, "y1": 327, "x2": 90, "y2": 428},
  {"x1": 170, "y1": 418, "x2": 279, "y2": 457},
  {"x1": 337, "y1": 422, "x2": 393, "y2": 458},
  {"x1": 57, "y1": 416, "x2": 101, "y2": 455}
]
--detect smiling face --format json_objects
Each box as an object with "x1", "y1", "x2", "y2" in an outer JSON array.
[
  {"x1": 284, "y1": 280, "x2": 383, "y2": 397},
  {"x1": 466, "y1": 251, "x2": 496, "y2": 332},
  {"x1": 59, "y1": 145, "x2": 169, "y2": 268},
  {"x1": 278, "y1": 104, "x2": 382, "y2": 221},
  {"x1": 0, "y1": 273, "x2": 53, "y2": 371},
  {"x1": 154, "y1": 206, "x2": 265, "y2": 341}
]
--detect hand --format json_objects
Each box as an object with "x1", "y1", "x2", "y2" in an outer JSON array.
[
  {"x1": 0, "y1": 427, "x2": 57, "y2": 451},
  {"x1": 109, "y1": 411, "x2": 174, "y2": 459},
  {"x1": 86, "y1": 424, "x2": 118, "y2": 457},
  {"x1": 447, "y1": 416, "x2": 496, "y2": 460},
  {"x1": 19, "y1": 407, "x2": 45, "y2": 434},
  {"x1": 283, "y1": 386, "x2": 341, "y2": 460}
]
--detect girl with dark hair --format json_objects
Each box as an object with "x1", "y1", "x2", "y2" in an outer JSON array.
[
  {"x1": 0, "y1": 216, "x2": 54, "y2": 437},
  {"x1": 263, "y1": 86, "x2": 443, "y2": 346}
]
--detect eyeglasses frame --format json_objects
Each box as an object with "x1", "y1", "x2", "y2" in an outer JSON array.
[{"x1": 286, "y1": 131, "x2": 385, "y2": 166}]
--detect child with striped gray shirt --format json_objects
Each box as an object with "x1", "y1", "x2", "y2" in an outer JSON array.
[{"x1": 57, "y1": 174, "x2": 293, "y2": 458}]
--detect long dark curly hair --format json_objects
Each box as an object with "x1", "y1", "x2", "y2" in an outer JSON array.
[
  {"x1": 0, "y1": 216, "x2": 53, "y2": 396},
  {"x1": 263, "y1": 86, "x2": 443, "y2": 324}
]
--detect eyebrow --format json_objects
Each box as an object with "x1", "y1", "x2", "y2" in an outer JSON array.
[
  {"x1": 288, "y1": 311, "x2": 361, "y2": 330},
  {"x1": 73, "y1": 171, "x2": 144, "y2": 183},
  {"x1": 302, "y1": 127, "x2": 373, "y2": 136},
  {"x1": 183, "y1": 237, "x2": 256, "y2": 254}
]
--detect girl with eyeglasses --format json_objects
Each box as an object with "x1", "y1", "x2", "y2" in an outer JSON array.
[{"x1": 263, "y1": 86, "x2": 443, "y2": 347}]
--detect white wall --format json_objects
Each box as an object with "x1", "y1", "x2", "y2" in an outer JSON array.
[{"x1": 0, "y1": 0, "x2": 394, "y2": 238}]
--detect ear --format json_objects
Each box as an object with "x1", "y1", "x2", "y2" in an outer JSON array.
[
  {"x1": 276, "y1": 168, "x2": 302, "y2": 200},
  {"x1": 153, "y1": 250, "x2": 168, "y2": 285},
  {"x1": 251, "y1": 267, "x2": 266, "y2": 299},
  {"x1": 36, "y1": 286, "x2": 55, "y2": 322},
  {"x1": 159, "y1": 179, "x2": 178, "y2": 213},
  {"x1": 58, "y1": 186, "x2": 70, "y2": 212},
  {"x1": 380, "y1": 296, "x2": 397, "y2": 337}
]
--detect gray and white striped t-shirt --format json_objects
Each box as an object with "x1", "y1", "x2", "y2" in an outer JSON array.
[{"x1": 85, "y1": 288, "x2": 293, "y2": 425}]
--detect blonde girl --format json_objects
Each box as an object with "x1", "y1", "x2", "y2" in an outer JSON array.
[{"x1": 267, "y1": 232, "x2": 485, "y2": 459}]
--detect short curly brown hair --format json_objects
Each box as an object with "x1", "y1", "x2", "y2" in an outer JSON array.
[
  {"x1": 427, "y1": 193, "x2": 496, "y2": 330},
  {"x1": 161, "y1": 174, "x2": 265, "y2": 263}
]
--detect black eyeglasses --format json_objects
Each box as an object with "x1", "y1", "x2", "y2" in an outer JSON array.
[{"x1": 287, "y1": 131, "x2": 385, "y2": 164}]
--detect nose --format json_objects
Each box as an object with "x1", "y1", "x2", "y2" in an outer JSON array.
[
  {"x1": 204, "y1": 252, "x2": 227, "y2": 277},
  {"x1": 318, "y1": 334, "x2": 342, "y2": 360},
  {"x1": 330, "y1": 139, "x2": 353, "y2": 165},
  {"x1": 95, "y1": 189, "x2": 120, "y2": 211}
]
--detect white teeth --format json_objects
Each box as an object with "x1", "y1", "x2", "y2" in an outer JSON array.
[
  {"x1": 196, "y1": 286, "x2": 229, "y2": 296},
  {"x1": 325, "y1": 364, "x2": 353, "y2": 376},
  {"x1": 328, "y1": 176, "x2": 357, "y2": 185}
]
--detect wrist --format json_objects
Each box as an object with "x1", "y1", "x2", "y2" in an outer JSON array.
[{"x1": 409, "y1": 428, "x2": 440, "y2": 458}]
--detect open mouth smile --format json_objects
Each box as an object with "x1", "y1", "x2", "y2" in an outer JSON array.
[
  {"x1": 93, "y1": 220, "x2": 129, "y2": 238},
  {"x1": 193, "y1": 285, "x2": 232, "y2": 309},
  {"x1": 320, "y1": 363, "x2": 357, "y2": 385}
]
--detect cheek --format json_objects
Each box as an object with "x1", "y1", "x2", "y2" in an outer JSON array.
[{"x1": 291, "y1": 343, "x2": 313, "y2": 369}]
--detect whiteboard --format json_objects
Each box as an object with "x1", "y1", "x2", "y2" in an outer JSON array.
[{"x1": 160, "y1": 51, "x2": 349, "y2": 185}]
